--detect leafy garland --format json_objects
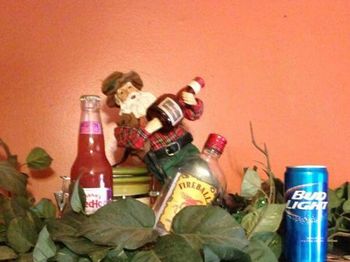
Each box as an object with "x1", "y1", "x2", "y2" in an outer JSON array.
[{"x1": 0, "y1": 131, "x2": 349, "y2": 261}]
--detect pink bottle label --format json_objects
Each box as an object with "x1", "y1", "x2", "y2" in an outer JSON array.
[
  {"x1": 83, "y1": 188, "x2": 112, "y2": 215},
  {"x1": 80, "y1": 121, "x2": 102, "y2": 134}
]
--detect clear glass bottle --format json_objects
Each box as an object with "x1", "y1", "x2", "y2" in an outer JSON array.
[
  {"x1": 146, "y1": 77, "x2": 205, "y2": 133},
  {"x1": 70, "y1": 95, "x2": 113, "y2": 214},
  {"x1": 152, "y1": 133, "x2": 227, "y2": 234}
]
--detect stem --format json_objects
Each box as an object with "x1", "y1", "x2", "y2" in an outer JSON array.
[
  {"x1": 258, "y1": 188, "x2": 270, "y2": 204},
  {"x1": 250, "y1": 123, "x2": 266, "y2": 157},
  {"x1": 249, "y1": 122, "x2": 276, "y2": 203},
  {"x1": 0, "y1": 138, "x2": 11, "y2": 159},
  {"x1": 328, "y1": 232, "x2": 350, "y2": 241},
  {"x1": 263, "y1": 143, "x2": 271, "y2": 172}
]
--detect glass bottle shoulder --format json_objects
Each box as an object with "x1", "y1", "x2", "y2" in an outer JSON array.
[{"x1": 177, "y1": 154, "x2": 214, "y2": 184}]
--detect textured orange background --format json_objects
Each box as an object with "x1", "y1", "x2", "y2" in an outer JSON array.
[{"x1": 0, "y1": 1, "x2": 349, "y2": 202}]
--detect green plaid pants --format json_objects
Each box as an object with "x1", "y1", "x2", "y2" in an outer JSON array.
[{"x1": 144, "y1": 143, "x2": 200, "y2": 183}]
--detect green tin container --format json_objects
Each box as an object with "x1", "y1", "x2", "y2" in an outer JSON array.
[{"x1": 112, "y1": 166, "x2": 151, "y2": 205}]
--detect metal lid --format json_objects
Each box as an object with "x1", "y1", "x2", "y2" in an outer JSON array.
[
  {"x1": 188, "y1": 77, "x2": 205, "y2": 94},
  {"x1": 80, "y1": 95, "x2": 101, "y2": 101},
  {"x1": 204, "y1": 133, "x2": 227, "y2": 154}
]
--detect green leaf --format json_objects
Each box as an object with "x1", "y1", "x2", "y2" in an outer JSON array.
[
  {"x1": 328, "y1": 227, "x2": 336, "y2": 251},
  {"x1": 17, "y1": 253, "x2": 34, "y2": 262},
  {"x1": 0, "y1": 196, "x2": 42, "y2": 236},
  {"x1": 80, "y1": 198, "x2": 157, "y2": 250},
  {"x1": 251, "y1": 232, "x2": 282, "y2": 259},
  {"x1": 241, "y1": 204, "x2": 285, "y2": 237},
  {"x1": 89, "y1": 248, "x2": 111, "y2": 262},
  {"x1": 131, "y1": 250, "x2": 163, "y2": 262},
  {"x1": 47, "y1": 212, "x2": 107, "y2": 256},
  {"x1": 103, "y1": 248, "x2": 129, "y2": 262},
  {"x1": 328, "y1": 189, "x2": 343, "y2": 210},
  {"x1": 232, "y1": 211, "x2": 247, "y2": 224},
  {"x1": 55, "y1": 247, "x2": 80, "y2": 262},
  {"x1": 70, "y1": 178, "x2": 85, "y2": 213},
  {"x1": 335, "y1": 183, "x2": 347, "y2": 199},
  {"x1": 243, "y1": 238, "x2": 278, "y2": 262},
  {"x1": 26, "y1": 147, "x2": 53, "y2": 170},
  {"x1": 0, "y1": 245, "x2": 18, "y2": 260},
  {"x1": 253, "y1": 196, "x2": 268, "y2": 209},
  {"x1": 241, "y1": 168, "x2": 262, "y2": 198},
  {"x1": 7, "y1": 154, "x2": 19, "y2": 169},
  {"x1": 0, "y1": 139, "x2": 19, "y2": 168},
  {"x1": 14, "y1": 195, "x2": 33, "y2": 209},
  {"x1": 251, "y1": 204, "x2": 285, "y2": 235},
  {"x1": 172, "y1": 205, "x2": 249, "y2": 260},
  {"x1": 27, "y1": 209, "x2": 44, "y2": 233},
  {"x1": 51, "y1": 213, "x2": 78, "y2": 232},
  {"x1": 328, "y1": 213, "x2": 336, "y2": 227},
  {"x1": 202, "y1": 246, "x2": 221, "y2": 262},
  {"x1": 0, "y1": 224, "x2": 6, "y2": 243},
  {"x1": 241, "y1": 208, "x2": 264, "y2": 236},
  {"x1": 343, "y1": 200, "x2": 350, "y2": 213},
  {"x1": 0, "y1": 196, "x2": 27, "y2": 225},
  {"x1": 33, "y1": 226, "x2": 56, "y2": 262},
  {"x1": 339, "y1": 216, "x2": 350, "y2": 231},
  {"x1": 31, "y1": 198, "x2": 57, "y2": 219},
  {"x1": 7, "y1": 216, "x2": 38, "y2": 253},
  {"x1": 131, "y1": 234, "x2": 202, "y2": 262},
  {"x1": 203, "y1": 245, "x2": 251, "y2": 262},
  {"x1": 0, "y1": 161, "x2": 27, "y2": 195},
  {"x1": 79, "y1": 258, "x2": 92, "y2": 262}
]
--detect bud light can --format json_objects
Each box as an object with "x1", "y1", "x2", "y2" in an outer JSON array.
[{"x1": 284, "y1": 166, "x2": 328, "y2": 262}]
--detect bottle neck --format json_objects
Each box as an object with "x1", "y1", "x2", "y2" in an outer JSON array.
[
  {"x1": 80, "y1": 107, "x2": 101, "y2": 122},
  {"x1": 201, "y1": 148, "x2": 222, "y2": 161},
  {"x1": 77, "y1": 109, "x2": 105, "y2": 155},
  {"x1": 186, "y1": 79, "x2": 202, "y2": 95},
  {"x1": 201, "y1": 147, "x2": 226, "y2": 196}
]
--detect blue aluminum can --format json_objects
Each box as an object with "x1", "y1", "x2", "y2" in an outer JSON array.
[{"x1": 284, "y1": 166, "x2": 328, "y2": 262}]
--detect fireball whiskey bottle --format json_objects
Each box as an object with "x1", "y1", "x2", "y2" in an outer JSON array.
[
  {"x1": 71, "y1": 95, "x2": 113, "y2": 214},
  {"x1": 146, "y1": 77, "x2": 205, "y2": 133},
  {"x1": 152, "y1": 133, "x2": 227, "y2": 234}
]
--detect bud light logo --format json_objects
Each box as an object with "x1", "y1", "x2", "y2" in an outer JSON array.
[
  {"x1": 287, "y1": 190, "x2": 327, "y2": 210},
  {"x1": 285, "y1": 183, "x2": 328, "y2": 223}
]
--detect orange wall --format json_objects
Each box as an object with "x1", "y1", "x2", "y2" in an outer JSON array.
[{"x1": 0, "y1": 1, "x2": 349, "y2": 202}]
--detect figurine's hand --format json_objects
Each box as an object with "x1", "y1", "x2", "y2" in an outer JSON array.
[
  {"x1": 181, "y1": 91, "x2": 197, "y2": 105},
  {"x1": 145, "y1": 118, "x2": 163, "y2": 134}
]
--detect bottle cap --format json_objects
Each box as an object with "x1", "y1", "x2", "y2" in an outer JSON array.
[
  {"x1": 188, "y1": 77, "x2": 205, "y2": 94},
  {"x1": 80, "y1": 95, "x2": 101, "y2": 101},
  {"x1": 80, "y1": 95, "x2": 101, "y2": 110},
  {"x1": 204, "y1": 133, "x2": 227, "y2": 154}
]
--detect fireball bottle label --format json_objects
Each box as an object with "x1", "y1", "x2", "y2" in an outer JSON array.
[
  {"x1": 83, "y1": 188, "x2": 111, "y2": 215},
  {"x1": 158, "y1": 173, "x2": 217, "y2": 232}
]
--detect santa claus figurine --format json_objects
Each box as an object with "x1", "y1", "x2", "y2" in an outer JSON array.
[{"x1": 101, "y1": 70, "x2": 204, "y2": 183}]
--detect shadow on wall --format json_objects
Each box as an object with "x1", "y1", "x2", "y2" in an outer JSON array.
[{"x1": 29, "y1": 168, "x2": 55, "y2": 179}]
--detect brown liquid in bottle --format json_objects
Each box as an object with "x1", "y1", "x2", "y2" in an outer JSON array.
[
  {"x1": 146, "y1": 94, "x2": 183, "y2": 133},
  {"x1": 146, "y1": 77, "x2": 205, "y2": 133}
]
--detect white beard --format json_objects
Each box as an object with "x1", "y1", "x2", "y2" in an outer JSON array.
[{"x1": 119, "y1": 91, "x2": 156, "y2": 118}]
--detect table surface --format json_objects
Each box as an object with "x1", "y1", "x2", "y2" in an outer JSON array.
[{"x1": 327, "y1": 253, "x2": 350, "y2": 261}]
